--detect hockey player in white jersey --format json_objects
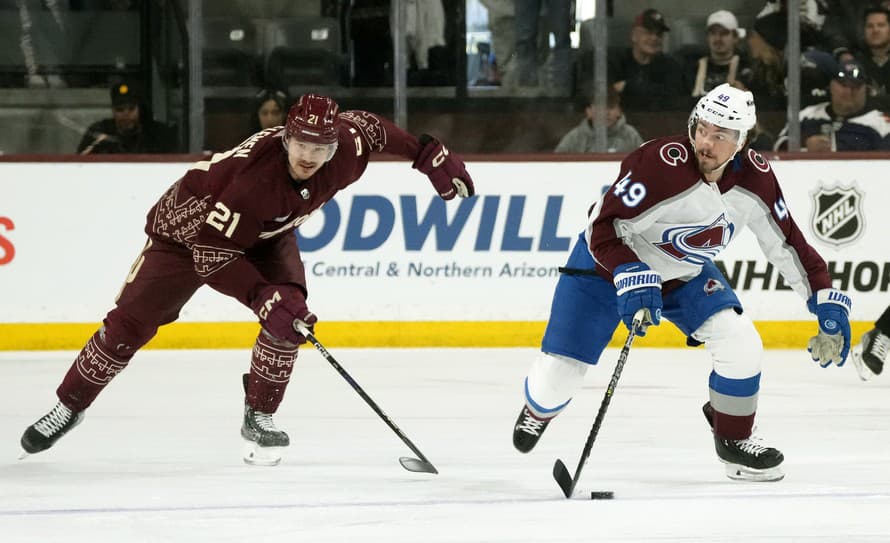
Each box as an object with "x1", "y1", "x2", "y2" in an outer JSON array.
[{"x1": 512, "y1": 84, "x2": 853, "y2": 482}]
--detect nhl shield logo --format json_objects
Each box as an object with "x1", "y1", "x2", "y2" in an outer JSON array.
[{"x1": 811, "y1": 185, "x2": 864, "y2": 247}]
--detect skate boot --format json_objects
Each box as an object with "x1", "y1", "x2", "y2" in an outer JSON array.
[
  {"x1": 513, "y1": 405, "x2": 552, "y2": 453},
  {"x1": 702, "y1": 402, "x2": 784, "y2": 482},
  {"x1": 851, "y1": 328, "x2": 889, "y2": 381},
  {"x1": 20, "y1": 401, "x2": 85, "y2": 456},
  {"x1": 241, "y1": 403, "x2": 290, "y2": 466}
]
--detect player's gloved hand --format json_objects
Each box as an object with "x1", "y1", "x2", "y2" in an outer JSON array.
[
  {"x1": 413, "y1": 134, "x2": 475, "y2": 200},
  {"x1": 613, "y1": 262, "x2": 662, "y2": 337},
  {"x1": 806, "y1": 288, "x2": 852, "y2": 367},
  {"x1": 251, "y1": 285, "x2": 317, "y2": 345}
]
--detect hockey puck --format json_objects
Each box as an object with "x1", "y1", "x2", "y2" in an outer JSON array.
[{"x1": 590, "y1": 491, "x2": 615, "y2": 500}]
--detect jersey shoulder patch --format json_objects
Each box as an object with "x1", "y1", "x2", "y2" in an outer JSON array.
[
  {"x1": 629, "y1": 135, "x2": 699, "y2": 185},
  {"x1": 339, "y1": 110, "x2": 386, "y2": 152},
  {"x1": 745, "y1": 148, "x2": 772, "y2": 173}
]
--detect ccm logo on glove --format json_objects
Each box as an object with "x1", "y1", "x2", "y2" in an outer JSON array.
[
  {"x1": 256, "y1": 290, "x2": 281, "y2": 320},
  {"x1": 252, "y1": 286, "x2": 317, "y2": 345}
]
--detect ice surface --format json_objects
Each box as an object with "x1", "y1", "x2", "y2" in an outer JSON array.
[{"x1": 1, "y1": 346, "x2": 888, "y2": 542}]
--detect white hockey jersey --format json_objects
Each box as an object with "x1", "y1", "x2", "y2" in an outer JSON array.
[{"x1": 584, "y1": 135, "x2": 831, "y2": 298}]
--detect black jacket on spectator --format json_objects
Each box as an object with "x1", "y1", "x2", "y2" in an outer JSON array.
[
  {"x1": 608, "y1": 48, "x2": 682, "y2": 112},
  {"x1": 775, "y1": 101, "x2": 890, "y2": 151},
  {"x1": 857, "y1": 53, "x2": 890, "y2": 103},
  {"x1": 822, "y1": 0, "x2": 871, "y2": 56},
  {"x1": 77, "y1": 119, "x2": 176, "y2": 154}
]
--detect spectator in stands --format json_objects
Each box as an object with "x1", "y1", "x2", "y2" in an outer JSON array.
[
  {"x1": 857, "y1": 7, "x2": 890, "y2": 108},
  {"x1": 513, "y1": 0, "x2": 573, "y2": 94},
  {"x1": 554, "y1": 86, "x2": 643, "y2": 153},
  {"x1": 77, "y1": 81, "x2": 176, "y2": 154},
  {"x1": 738, "y1": 12, "x2": 787, "y2": 112},
  {"x1": 822, "y1": 0, "x2": 872, "y2": 61},
  {"x1": 682, "y1": 10, "x2": 750, "y2": 105},
  {"x1": 774, "y1": 59, "x2": 890, "y2": 151},
  {"x1": 251, "y1": 88, "x2": 290, "y2": 133},
  {"x1": 608, "y1": 8, "x2": 682, "y2": 112}
]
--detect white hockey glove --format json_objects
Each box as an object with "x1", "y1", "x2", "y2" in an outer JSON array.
[{"x1": 806, "y1": 288, "x2": 852, "y2": 367}]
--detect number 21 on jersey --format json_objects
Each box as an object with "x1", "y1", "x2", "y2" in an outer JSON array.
[{"x1": 613, "y1": 170, "x2": 647, "y2": 207}]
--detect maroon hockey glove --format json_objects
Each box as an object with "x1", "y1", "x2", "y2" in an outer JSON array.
[
  {"x1": 413, "y1": 134, "x2": 475, "y2": 200},
  {"x1": 251, "y1": 286, "x2": 317, "y2": 345}
]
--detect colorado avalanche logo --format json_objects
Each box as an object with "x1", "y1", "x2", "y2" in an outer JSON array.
[
  {"x1": 747, "y1": 149, "x2": 771, "y2": 172},
  {"x1": 810, "y1": 184, "x2": 864, "y2": 247},
  {"x1": 704, "y1": 278, "x2": 725, "y2": 295},
  {"x1": 655, "y1": 214, "x2": 735, "y2": 265},
  {"x1": 659, "y1": 142, "x2": 689, "y2": 166}
]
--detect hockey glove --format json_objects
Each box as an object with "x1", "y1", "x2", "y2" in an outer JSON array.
[
  {"x1": 251, "y1": 285, "x2": 317, "y2": 345},
  {"x1": 806, "y1": 288, "x2": 852, "y2": 367},
  {"x1": 613, "y1": 262, "x2": 662, "y2": 337},
  {"x1": 413, "y1": 134, "x2": 475, "y2": 200}
]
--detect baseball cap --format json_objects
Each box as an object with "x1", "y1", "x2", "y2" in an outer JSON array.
[
  {"x1": 110, "y1": 82, "x2": 140, "y2": 107},
  {"x1": 634, "y1": 9, "x2": 670, "y2": 34},
  {"x1": 707, "y1": 10, "x2": 739, "y2": 32},
  {"x1": 834, "y1": 60, "x2": 867, "y2": 85}
]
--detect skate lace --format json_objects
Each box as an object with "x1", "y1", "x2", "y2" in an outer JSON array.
[
  {"x1": 870, "y1": 332, "x2": 890, "y2": 361},
  {"x1": 733, "y1": 433, "x2": 770, "y2": 456},
  {"x1": 34, "y1": 403, "x2": 72, "y2": 438},
  {"x1": 516, "y1": 412, "x2": 545, "y2": 435},
  {"x1": 253, "y1": 411, "x2": 278, "y2": 432}
]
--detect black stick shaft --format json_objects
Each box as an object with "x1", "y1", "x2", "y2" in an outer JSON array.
[
  {"x1": 299, "y1": 327, "x2": 438, "y2": 473},
  {"x1": 553, "y1": 312, "x2": 645, "y2": 498}
]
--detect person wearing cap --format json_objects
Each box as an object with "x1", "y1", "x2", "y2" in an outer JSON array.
[
  {"x1": 683, "y1": 10, "x2": 751, "y2": 102},
  {"x1": 737, "y1": 12, "x2": 788, "y2": 112},
  {"x1": 608, "y1": 8, "x2": 682, "y2": 112},
  {"x1": 21, "y1": 93, "x2": 476, "y2": 467},
  {"x1": 76, "y1": 81, "x2": 177, "y2": 154},
  {"x1": 774, "y1": 59, "x2": 890, "y2": 151},
  {"x1": 553, "y1": 86, "x2": 643, "y2": 153}
]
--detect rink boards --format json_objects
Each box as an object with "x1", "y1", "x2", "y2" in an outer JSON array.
[{"x1": 0, "y1": 156, "x2": 887, "y2": 349}]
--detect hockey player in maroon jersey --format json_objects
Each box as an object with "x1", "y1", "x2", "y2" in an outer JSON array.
[
  {"x1": 21, "y1": 93, "x2": 475, "y2": 466},
  {"x1": 512, "y1": 84, "x2": 852, "y2": 482}
]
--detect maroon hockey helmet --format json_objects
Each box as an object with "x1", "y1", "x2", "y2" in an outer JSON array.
[{"x1": 285, "y1": 93, "x2": 340, "y2": 145}]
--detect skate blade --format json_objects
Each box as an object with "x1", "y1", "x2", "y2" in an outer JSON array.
[
  {"x1": 724, "y1": 463, "x2": 784, "y2": 482},
  {"x1": 850, "y1": 346, "x2": 877, "y2": 381},
  {"x1": 18, "y1": 450, "x2": 31, "y2": 460},
  {"x1": 242, "y1": 441, "x2": 284, "y2": 466}
]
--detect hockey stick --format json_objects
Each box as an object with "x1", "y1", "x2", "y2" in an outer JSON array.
[
  {"x1": 295, "y1": 324, "x2": 438, "y2": 474},
  {"x1": 552, "y1": 309, "x2": 648, "y2": 498}
]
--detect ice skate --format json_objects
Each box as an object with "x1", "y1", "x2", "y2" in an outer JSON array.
[
  {"x1": 20, "y1": 401, "x2": 85, "y2": 457},
  {"x1": 513, "y1": 405, "x2": 552, "y2": 453},
  {"x1": 702, "y1": 402, "x2": 784, "y2": 481},
  {"x1": 241, "y1": 403, "x2": 290, "y2": 466},
  {"x1": 851, "y1": 328, "x2": 888, "y2": 381}
]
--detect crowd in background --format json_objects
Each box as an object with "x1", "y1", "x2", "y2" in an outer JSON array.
[{"x1": 4, "y1": 0, "x2": 890, "y2": 155}]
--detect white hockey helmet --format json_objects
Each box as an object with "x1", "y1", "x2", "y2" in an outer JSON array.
[{"x1": 688, "y1": 83, "x2": 756, "y2": 151}]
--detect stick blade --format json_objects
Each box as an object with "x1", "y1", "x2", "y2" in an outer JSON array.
[
  {"x1": 399, "y1": 456, "x2": 438, "y2": 474},
  {"x1": 552, "y1": 458, "x2": 575, "y2": 498}
]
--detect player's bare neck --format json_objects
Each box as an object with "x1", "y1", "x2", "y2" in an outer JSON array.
[{"x1": 703, "y1": 170, "x2": 723, "y2": 183}]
